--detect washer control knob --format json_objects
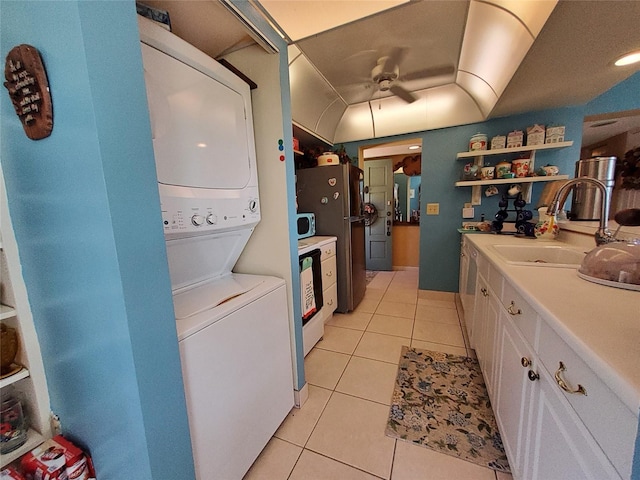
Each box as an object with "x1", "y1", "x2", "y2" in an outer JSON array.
[
  {"x1": 191, "y1": 214, "x2": 205, "y2": 226},
  {"x1": 206, "y1": 214, "x2": 217, "y2": 225},
  {"x1": 249, "y1": 199, "x2": 258, "y2": 212}
]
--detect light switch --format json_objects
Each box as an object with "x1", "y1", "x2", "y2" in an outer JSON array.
[{"x1": 426, "y1": 203, "x2": 440, "y2": 215}]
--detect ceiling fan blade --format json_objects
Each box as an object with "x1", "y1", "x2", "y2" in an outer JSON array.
[
  {"x1": 390, "y1": 84, "x2": 418, "y2": 103},
  {"x1": 381, "y1": 47, "x2": 407, "y2": 72},
  {"x1": 400, "y1": 64, "x2": 456, "y2": 82}
]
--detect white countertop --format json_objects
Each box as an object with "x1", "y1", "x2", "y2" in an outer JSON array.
[
  {"x1": 464, "y1": 233, "x2": 640, "y2": 414},
  {"x1": 297, "y1": 236, "x2": 337, "y2": 256}
]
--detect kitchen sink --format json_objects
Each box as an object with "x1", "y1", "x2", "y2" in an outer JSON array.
[{"x1": 490, "y1": 244, "x2": 586, "y2": 267}]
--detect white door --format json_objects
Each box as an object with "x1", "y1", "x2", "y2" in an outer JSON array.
[{"x1": 364, "y1": 159, "x2": 393, "y2": 271}]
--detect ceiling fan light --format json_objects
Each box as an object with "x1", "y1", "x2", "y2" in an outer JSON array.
[
  {"x1": 379, "y1": 79, "x2": 392, "y2": 91},
  {"x1": 614, "y1": 50, "x2": 640, "y2": 67}
]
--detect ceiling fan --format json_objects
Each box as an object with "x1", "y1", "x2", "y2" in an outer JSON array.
[{"x1": 365, "y1": 47, "x2": 455, "y2": 103}]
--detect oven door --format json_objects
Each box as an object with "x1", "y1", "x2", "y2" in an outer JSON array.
[{"x1": 299, "y1": 248, "x2": 323, "y2": 325}]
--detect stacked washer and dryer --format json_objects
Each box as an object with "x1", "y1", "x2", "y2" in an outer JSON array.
[{"x1": 138, "y1": 17, "x2": 294, "y2": 479}]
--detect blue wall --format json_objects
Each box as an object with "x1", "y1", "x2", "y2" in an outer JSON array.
[{"x1": 1, "y1": 2, "x2": 194, "y2": 478}]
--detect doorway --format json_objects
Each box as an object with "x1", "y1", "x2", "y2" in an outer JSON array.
[
  {"x1": 581, "y1": 109, "x2": 640, "y2": 215},
  {"x1": 360, "y1": 138, "x2": 422, "y2": 270}
]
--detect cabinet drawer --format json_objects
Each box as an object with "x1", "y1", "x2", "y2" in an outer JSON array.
[
  {"x1": 500, "y1": 282, "x2": 539, "y2": 349},
  {"x1": 321, "y1": 257, "x2": 337, "y2": 288},
  {"x1": 538, "y1": 321, "x2": 636, "y2": 479},
  {"x1": 322, "y1": 281, "x2": 338, "y2": 320},
  {"x1": 320, "y1": 242, "x2": 336, "y2": 261}
]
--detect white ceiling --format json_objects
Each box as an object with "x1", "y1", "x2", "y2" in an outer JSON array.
[{"x1": 139, "y1": 0, "x2": 640, "y2": 146}]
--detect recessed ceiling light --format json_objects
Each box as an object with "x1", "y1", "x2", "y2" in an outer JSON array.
[
  {"x1": 614, "y1": 50, "x2": 640, "y2": 67},
  {"x1": 408, "y1": 145, "x2": 420, "y2": 150}
]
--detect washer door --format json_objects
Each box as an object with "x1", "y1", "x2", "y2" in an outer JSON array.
[{"x1": 142, "y1": 43, "x2": 252, "y2": 189}]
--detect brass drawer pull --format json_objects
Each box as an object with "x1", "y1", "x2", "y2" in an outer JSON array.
[
  {"x1": 507, "y1": 301, "x2": 521, "y2": 315},
  {"x1": 527, "y1": 370, "x2": 539, "y2": 382},
  {"x1": 521, "y1": 357, "x2": 531, "y2": 368},
  {"x1": 325, "y1": 271, "x2": 333, "y2": 277},
  {"x1": 481, "y1": 288, "x2": 489, "y2": 297},
  {"x1": 554, "y1": 362, "x2": 587, "y2": 396}
]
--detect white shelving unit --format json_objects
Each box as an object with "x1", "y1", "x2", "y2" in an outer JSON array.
[
  {"x1": 0, "y1": 168, "x2": 51, "y2": 468},
  {"x1": 455, "y1": 141, "x2": 574, "y2": 205}
]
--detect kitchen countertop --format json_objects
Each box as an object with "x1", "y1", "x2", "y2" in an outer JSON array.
[
  {"x1": 297, "y1": 236, "x2": 337, "y2": 256},
  {"x1": 464, "y1": 233, "x2": 640, "y2": 414}
]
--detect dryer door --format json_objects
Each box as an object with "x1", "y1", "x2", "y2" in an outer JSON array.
[{"x1": 142, "y1": 43, "x2": 252, "y2": 189}]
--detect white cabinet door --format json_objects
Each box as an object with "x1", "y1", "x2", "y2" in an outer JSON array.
[
  {"x1": 525, "y1": 366, "x2": 620, "y2": 480},
  {"x1": 494, "y1": 310, "x2": 536, "y2": 479},
  {"x1": 470, "y1": 273, "x2": 488, "y2": 356},
  {"x1": 473, "y1": 273, "x2": 499, "y2": 399},
  {"x1": 481, "y1": 292, "x2": 500, "y2": 399}
]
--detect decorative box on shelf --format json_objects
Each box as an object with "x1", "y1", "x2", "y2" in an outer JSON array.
[
  {"x1": 545, "y1": 125, "x2": 566, "y2": 144},
  {"x1": 491, "y1": 135, "x2": 506, "y2": 150},
  {"x1": 526, "y1": 124, "x2": 546, "y2": 146},
  {"x1": 506, "y1": 130, "x2": 524, "y2": 148}
]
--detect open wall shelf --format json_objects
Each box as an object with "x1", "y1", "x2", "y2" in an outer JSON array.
[{"x1": 455, "y1": 141, "x2": 573, "y2": 205}]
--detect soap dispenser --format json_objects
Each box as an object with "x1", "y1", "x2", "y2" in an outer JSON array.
[{"x1": 535, "y1": 207, "x2": 559, "y2": 240}]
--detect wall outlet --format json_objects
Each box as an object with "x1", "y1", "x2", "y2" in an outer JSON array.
[{"x1": 426, "y1": 203, "x2": 440, "y2": 215}]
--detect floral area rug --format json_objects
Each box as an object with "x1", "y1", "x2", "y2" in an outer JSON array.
[{"x1": 386, "y1": 346, "x2": 510, "y2": 473}]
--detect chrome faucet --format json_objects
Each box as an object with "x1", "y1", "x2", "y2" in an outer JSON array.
[{"x1": 546, "y1": 177, "x2": 613, "y2": 246}]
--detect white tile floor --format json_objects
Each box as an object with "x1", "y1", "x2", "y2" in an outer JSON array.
[{"x1": 244, "y1": 269, "x2": 514, "y2": 480}]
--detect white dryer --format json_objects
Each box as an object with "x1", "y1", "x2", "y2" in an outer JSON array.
[{"x1": 139, "y1": 16, "x2": 294, "y2": 479}]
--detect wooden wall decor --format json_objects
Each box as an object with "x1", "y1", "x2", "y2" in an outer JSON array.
[{"x1": 4, "y1": 44, "x2": 53, "y2": 140}]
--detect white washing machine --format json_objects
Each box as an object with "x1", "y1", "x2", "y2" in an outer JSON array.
[
  {"x1": 175, "y1": 273, "x2": 293, "y2": 480},
  {"x1": 139, "y1": 17, "x2": 294, "y2": 479}
]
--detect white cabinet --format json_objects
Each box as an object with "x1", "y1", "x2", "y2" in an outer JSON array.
[
  {"x1": 299, "y1": 237, "x2": 337, "y2": 356},
  {"x1": 465, "y1": 245, "x2": 629, "y2": 479},
  {"x1": 454, "y1": 142, "x2": 573, "y2": 205},
  {"x1": 458, "y1": 236, "x2": 477, "y2": 324},
  {"x1": 494, "y1": 308, "x2": 537, "y2": 479},
  {"x1": 0, "y1": 170, "x2": 52, "y2": 467},
  {"x1": 526, "y1": 364, "x2": 620, "y2": 480},
  {"x1": 319, "y1": 241, "x2": 337, "y2": 323}
]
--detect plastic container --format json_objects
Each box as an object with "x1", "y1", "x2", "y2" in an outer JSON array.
[{"x1": 0, "y1": 390, "x2": 27, "y2": 454}]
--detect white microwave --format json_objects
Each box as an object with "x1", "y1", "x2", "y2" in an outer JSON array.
[{"x1": 297, "y1": 213, "x2": 316, "y2": 239}]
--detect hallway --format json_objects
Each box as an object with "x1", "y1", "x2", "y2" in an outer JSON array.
[{"x1": 244, "y1": 269, "x2": 513, "y2": 480}]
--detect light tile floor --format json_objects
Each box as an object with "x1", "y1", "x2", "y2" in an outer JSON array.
[{"x1": 244, "y1": 269, "x2": 513, "y2": 480}]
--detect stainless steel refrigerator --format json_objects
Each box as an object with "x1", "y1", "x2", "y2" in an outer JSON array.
[{"x1": 296, "y1": 163, "x2": 366, "y2": 313}]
